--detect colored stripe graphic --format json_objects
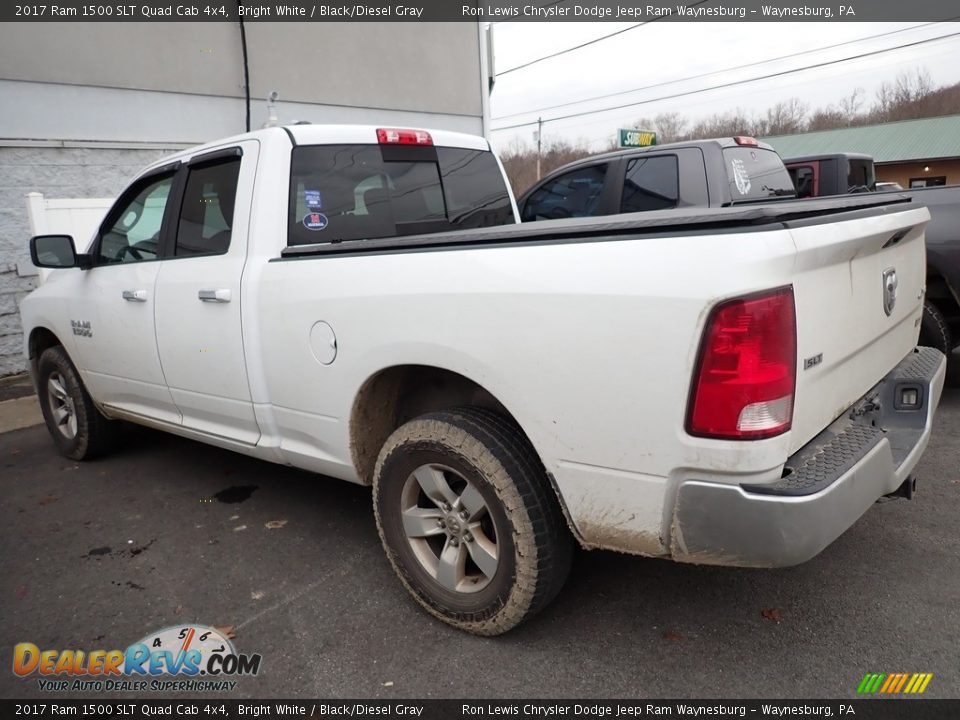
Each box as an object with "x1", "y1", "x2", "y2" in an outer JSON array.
[
  {"x1": 893, "y1": 674, "x2": 909, "y2": 693},
  {"x1": 858, "y1": 672, "x2": 933, "y2": 694},
  {"x1": 903, "y1": 674, "x2": 919, "y2": 693}
]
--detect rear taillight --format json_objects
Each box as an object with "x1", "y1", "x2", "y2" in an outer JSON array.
[
  {"x1": 376, "y1": 128, "x2": 433, "y2": 146},
  {"x1": 687, "y1": 287, "x2": 796, "y2": 440},
  {"x1": 733, "y1": 136, "x2": 759, "y2": 146}
]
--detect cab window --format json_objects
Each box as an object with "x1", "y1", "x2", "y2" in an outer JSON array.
[
  {"x1": 174, "y1": 157, "x2": 242, "y2": 257},
  {"x1": 790, "y1": 165, "x2": 816, "y2": 198},
  {"x1": 521, "y1": 164, "x2": 608, "y2": 221},
  {"x1": 620, "y1": 156, "x2": 679, "y2": 213}
]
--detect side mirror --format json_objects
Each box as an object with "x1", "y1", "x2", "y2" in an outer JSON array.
[{"x1": 29, "y1": 235, "x2": 90, "y2": 269}]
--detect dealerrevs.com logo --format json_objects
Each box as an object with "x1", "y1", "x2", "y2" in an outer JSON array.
[{"x1": 13, "y1": 624, "x2": 262, "y2": 692}]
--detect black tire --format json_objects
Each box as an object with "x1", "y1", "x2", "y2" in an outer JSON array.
[
  {"x1": 919, "y1": 300, "x2": 952, "y2": 356},
  {"x1": 373, "y1": 407, "x2": 572, "y2": 635},
  {"x1": 36, "y1": 346, "x2": 118, "y2": 460}
]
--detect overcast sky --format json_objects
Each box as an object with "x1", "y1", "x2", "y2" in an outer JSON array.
[{"x1": 487, "y1": 22, "x2": 960, "y2": 151}]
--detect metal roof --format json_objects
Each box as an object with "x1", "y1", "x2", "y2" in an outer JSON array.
[{"x1": 761, "y1": 114, "x2": 960, "y2": 164}]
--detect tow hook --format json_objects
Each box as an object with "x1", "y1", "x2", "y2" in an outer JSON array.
[{"x1": 883, "y1": 475, "x2": 918, "y2": 501}]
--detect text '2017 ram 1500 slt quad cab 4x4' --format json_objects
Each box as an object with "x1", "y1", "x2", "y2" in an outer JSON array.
[{"x1": 21, "y1": 125, "x2": 946, "y2": 635}]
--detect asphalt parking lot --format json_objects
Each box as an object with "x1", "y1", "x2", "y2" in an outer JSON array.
[{"x1": 2, "y1": 363, "x2": 959, "y2": 700}]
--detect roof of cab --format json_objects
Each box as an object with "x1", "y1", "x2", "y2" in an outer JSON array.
[
  {"x1": 287, "y1": 123, "x2": 490, "y2": 151},
  {"x1": 554, "y1": 136, "x2": 778, "y2": 169},
  {"x1": 137, "y1": 123, "x2": 491, "y2": 176}
]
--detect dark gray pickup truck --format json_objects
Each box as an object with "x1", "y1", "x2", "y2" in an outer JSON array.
[
  {"x1": 783, "y1": 152, "x2": 960, "y2": 359},
  {"x1": 519, "y1": 141, "x2": 958, "y2": 362},
  {"x1": 895, "y1": 184, "x2": 960, "y2": 356},
  {"x1": 516, "y1": 137, "x2": 796, "y2": 221}
]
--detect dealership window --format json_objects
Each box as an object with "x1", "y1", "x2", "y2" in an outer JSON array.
[{"x1": 909, "y1": 176, "x2": 947, "y2": 188}]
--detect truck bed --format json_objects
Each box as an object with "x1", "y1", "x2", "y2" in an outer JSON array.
[{"x1": 282, "y1": 194, "x2": 914, "y2": 258}]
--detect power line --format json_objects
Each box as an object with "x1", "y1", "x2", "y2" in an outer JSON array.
[
  {"x1": 495, "y1": 1, "x2": 711, "y2": 77},
  {"x1": 491, "y1": 30, "x2": 960, "y2": 132},
  {"x1": 493, "y1": 20, "x2": 954, "y2": 121}
]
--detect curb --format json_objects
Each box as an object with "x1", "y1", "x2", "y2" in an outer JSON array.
[{"x1": 0, "y1": 396, "x2": 43, "y2": 434}]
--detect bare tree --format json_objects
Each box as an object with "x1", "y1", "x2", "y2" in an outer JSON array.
[
  {"x1": 625, "y1": 112, "x2": 687, "y2": 144},
  {"x1": 498, "y1": 137, "x2": 594, "y2": 196},
  {"x1": 653, "y1": 112, "x2": 687, "y2": 143},
  {"x1": 765, "y1": 98, "x2": 808, "y2": 135},
  {"x1": 839, "y1": 88, "x2": 865, "y2": 124},
  {"x1": 872, "y1": 69, "x2": 935, "y2": 122},
  {"x1": 807, "y1": 106, "x2": 845, "y2": 131},
  {"x1": 686, "y1": 109, "x2": 757, "y2": 139}
]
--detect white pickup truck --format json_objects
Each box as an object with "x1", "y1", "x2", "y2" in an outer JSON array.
[{"x1": 21, "y1": 125, "x2": 946, "y2": 635}]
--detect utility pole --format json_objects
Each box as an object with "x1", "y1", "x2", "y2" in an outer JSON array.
[{"x1": 535, "y1": 117, "x2": 544, "y2": 180}]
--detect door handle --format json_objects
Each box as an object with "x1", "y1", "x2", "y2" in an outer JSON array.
[
  {"x1": 198, "y1": 289, "x2": 232, "y2": 303},
  {"x1": 122, "y1": 289, "x2": 148, "y2": 302}
]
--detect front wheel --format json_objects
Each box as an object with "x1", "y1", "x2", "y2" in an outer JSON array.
[
  {"x1": 37, "y1": 346, "x2": 117, "y2": 460},
  {"x1": 373, "y1": 407, "x2": 572, "y2": 635}
]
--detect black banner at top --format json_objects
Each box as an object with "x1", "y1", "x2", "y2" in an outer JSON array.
[
  {"x1": 2, "y1": 0, "x2": 960, "y2": 22},
  {"x1": 1, "y1": 699, "x2": 959, "y2": 719}
]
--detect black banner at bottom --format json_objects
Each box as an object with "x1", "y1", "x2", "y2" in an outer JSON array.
[{"x1": 3, "y1": 699, "x2": 958, "y2": 720}]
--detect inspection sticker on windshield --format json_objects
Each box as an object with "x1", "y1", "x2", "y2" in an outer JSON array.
[
  {"x1": 303, "y1": 212, "x2": 328, "y2": 231},
  {"x1": 731, "y1": 158, "x2": 752, "y2": 195},
  {"x1": 304, "y1": 189, "x2": 322, "y2": 209}
]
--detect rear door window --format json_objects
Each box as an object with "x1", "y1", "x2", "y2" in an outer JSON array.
[
  {"x1": 620, "y1": 155, "x2": 679, "y2": 213},
  {"x1": 521, "y1": 164, "x2": 608, "y2": 221},
  {"x1": 723, "y1": 147, "x2": 795, "y2": 201},
  {"x1": 287, "y1": 144, "x2": 514, "y2": 245},
  {"x1": 174, "y1": 157, "x2": 241, "y2": 257}
]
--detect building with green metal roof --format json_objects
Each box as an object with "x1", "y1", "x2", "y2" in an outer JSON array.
[{"x1": 762, "y1": 114, "x2": 960, "y2": 189}]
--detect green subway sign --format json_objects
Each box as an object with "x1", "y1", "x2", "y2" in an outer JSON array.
[{"x1": 619, "y1": 129, "x2": 657, "y2": 148}]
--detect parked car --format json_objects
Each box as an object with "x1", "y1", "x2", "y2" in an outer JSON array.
[
  {"x1": 877, "y1": 181, "x2": 904, "y2": 191},
  {"x1": 783, "y1": 152, "x2": 876, "y2": 197},
  {"x1": 22, "y1": 125, "x2": 945, "y2": 635},
  {"x1": 783, "y1": 152, "x2": 960, "y2": 359}
]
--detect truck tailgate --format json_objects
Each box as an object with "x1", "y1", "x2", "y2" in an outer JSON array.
[{"x1": 787, "y1": 205, "x2": 930, "y2": 453}]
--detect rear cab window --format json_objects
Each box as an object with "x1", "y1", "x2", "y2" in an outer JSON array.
[
  {"x1": 723, "y1": 147, "x2": 795, "y2": 202},
  {"x1": 287, "y1": 142, "x2": 515, "y2": 245}
]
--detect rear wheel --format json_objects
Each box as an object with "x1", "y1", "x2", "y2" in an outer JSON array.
[
  {"x1": 919, "y1": 300, "x2": 952, "y2": 357},
  {"x1": 373, "y1": 407, "x2": 572, "y2": 635},
  {"x1": 37, "y1": 346, "x2": 118, "y2": 460}
]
